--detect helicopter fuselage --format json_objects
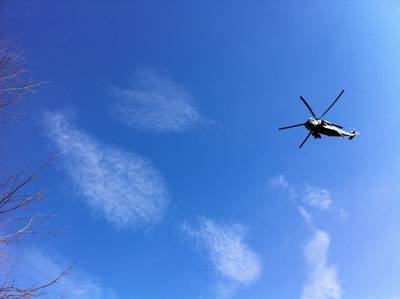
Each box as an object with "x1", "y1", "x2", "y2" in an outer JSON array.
[
  {"x1": 278, "y1": 90, "x2": 359, "y2": 147},
  {"x1": 304, "y1": 118, "x2": 356, "y2": 139}
]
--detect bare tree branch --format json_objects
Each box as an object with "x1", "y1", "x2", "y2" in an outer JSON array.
[
  {"x1": 0, "y1": 39, "x2": 46, "y2": 125},
  {"x1": 0, "y1": 264, "x2": 72, "y2": 299},
  {"x1": 0, "y1": 39, "x2": 67, "y2": 298},
  {"x1": 0, "y1": 155, "x2": 57, "y2": 215}
]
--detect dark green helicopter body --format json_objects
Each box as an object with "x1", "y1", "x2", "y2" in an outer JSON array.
[{"x1": 279, "y1": 90, "x2": 358, "y2": 148}]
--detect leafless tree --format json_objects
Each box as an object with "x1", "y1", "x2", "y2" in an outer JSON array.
[
  {"x1": 0, "y1": 39, "x2": 45, "y2": 124},
  {"x1": 0, "y1": 40, "x2": 67, "y2": 299}
]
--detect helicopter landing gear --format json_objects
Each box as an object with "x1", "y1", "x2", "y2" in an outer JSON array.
[{"x1": 312, "y1": 132, "x2": 321, "y2": 139}]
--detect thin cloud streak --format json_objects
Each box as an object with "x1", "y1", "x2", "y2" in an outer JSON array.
[
  {"x1": 301, "y1": 229, "x2": 341, "y2": 299},
  {"x1": 43, "y1": 111, "x2": 168, "y2": 228},
  {"x1": 298, "y1": 206, "x2": 341, "y2": 299},
  {"x1": 269, "y1": 175, "x2": 346, "y2": 219},
  {"x1": 110, "y1": 68, "x2": 208, "y2": 132},
  {"x1": 183, "y1": 217, "x2": 262, "y2": 298},
  {"x1": 269, "y1": 174, "x2": 296, "y2": 199},
  {"x1": 298, "y1": 206, "x2": 314, "y2": 228},
  {"x1": 270, "y1": 175, "x2": 342, "y2": 299}
]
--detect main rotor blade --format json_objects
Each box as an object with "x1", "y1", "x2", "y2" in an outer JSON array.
[
  {"x1": 299, "y1": 131, "x2": 312, "y2": 148},
  {"x1": 320, "y1": 89, "x2": 344, "y2": 118},
  {"x1": 278, "y1": 123, "x2": 305, "y2": 130},
  {"x1": 299, "y1": 96, "x2": 317, "y2": 118}
]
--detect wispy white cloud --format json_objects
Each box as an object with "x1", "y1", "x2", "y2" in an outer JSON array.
[
  {"x1": 336, "y1": 208, "x2": 349, "y2": 223},
  {"x1": 183, "y1": 218, "x2": 262, "y2": 298},
  {"x1": 298, "y1": 206, "x2": 314, "y2": 228},
  {"x1": 298, "y1": 204, "x2": 341, "y2": 299},
  {"x1": 270, "y1": 174, "x2": 346, "y2": 218},
  {"x1": 303, "y1": 187, "x2": 332, "y2": 211},
  {"x1": 269, "y1": 174, "x2": 296, "y2": 198},
  {"x1": 110, "y1": 68, "x2": 208, "y2": 132},
  {"x1": 301, "y1": 229, "x2": 341, "y2": 299},
  {"x1": 269, "y1": 174, "x2": 289, "y2": 190},
  {"x1": 270, "y1": 175, "x2": 342, "y2": 299},
  {"x1": 2, "y1": 247, "x2": 116, "y2": 299},
  {"x1": 43, "y1": 111, "x2": 168, "y2": 228}
]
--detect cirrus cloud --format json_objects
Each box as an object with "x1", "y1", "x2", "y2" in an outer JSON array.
[
  {"x1": 301, "y1": 229, "x2": 341, "y2": 299},
  {"x1": 43, "y1": 111, "x2": 168, "y2": 228},
  {"x1": 183, "y1": 217, "x2": 262, "y2": 298},
  {"x1": 269, "y1": 175, "x2": 347, "y2": 220},
  {"x1": 303, "y1": 187, "x2": 332, "y2": 211},
  {"x1": 270, "y1": 175, "x2": 342, "y2": 299},
  {"x1": 110, "y1": 68, "x2": 208, "y2": 132}
]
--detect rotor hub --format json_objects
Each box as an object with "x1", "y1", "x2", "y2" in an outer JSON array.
[{"x1": 306, "y1": 118, "x2": 321, "y2": 129}]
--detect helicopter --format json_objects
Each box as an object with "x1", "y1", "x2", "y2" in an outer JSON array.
[{"x1": 278, "y1": 90, "x2": 358, "y2": 148}]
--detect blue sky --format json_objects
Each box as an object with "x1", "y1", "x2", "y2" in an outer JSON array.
[{"x1": 2, "y1": 1, "x2": 400, "y2": 298}]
